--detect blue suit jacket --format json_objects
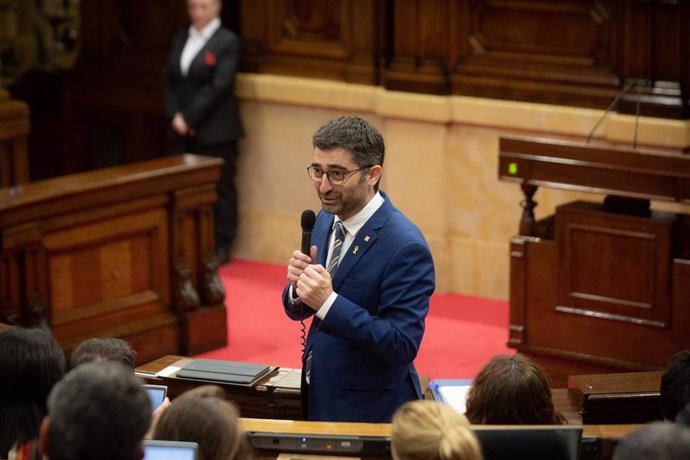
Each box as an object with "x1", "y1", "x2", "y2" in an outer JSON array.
[{"x1": 282, "y1": 192, "x2": 435, "y2": 422}]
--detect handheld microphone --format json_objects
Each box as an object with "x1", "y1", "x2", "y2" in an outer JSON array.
[{"x1": 300, "y1": 210, "x2": 316, "y2": 255}]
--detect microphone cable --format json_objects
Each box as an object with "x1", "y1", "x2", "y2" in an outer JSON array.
[{"x1": 586, "y1": 81, "x2": 636, "y2": 144}]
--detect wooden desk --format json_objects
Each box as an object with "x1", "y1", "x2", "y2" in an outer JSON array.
[
  {"x1": 138, "y1": 356, "x2": 431, "y2": 421},
  {"x1": 139, "y1": 357, "x2": 648, "y2": 459},
  {"x1": 568, "y1": 371, "x2": 663, "y2": 424},
  {"x1": 498, "y1": 136, "x2": 690, "y2": 383},
  {"x1": 0, "y1": 155, "x2": 227, "y2": 363},
  {"x1": 137, "y1": 355, "x2": 303, "y2": 420},
  {"x1": 241, "y1": 417, "x2": 643, "y2": 460}
]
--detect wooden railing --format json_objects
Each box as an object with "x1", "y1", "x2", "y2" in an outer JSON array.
[{"x1": 0, "y1": 154, "x2": 227, "y2": 363}]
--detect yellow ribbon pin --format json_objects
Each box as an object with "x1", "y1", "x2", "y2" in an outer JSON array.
[{"x1": 353, "y1": 246, "x2": 359, "y2": 254}]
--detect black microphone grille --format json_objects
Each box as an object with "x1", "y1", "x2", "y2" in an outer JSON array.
[{"x1": 301, "y1": 209, "x2": 316, "y2": 231}]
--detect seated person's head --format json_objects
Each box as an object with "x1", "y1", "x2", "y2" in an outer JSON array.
[
  {"x1": 153, "y1": 385, "x2": 251, "y2": 460},
  {"x1": 465, "y1": 353, "x2": 565, "y2": 425},
  {"x1": 0, "y1": 326, "x2": 65, "y2": 458},
  {"x1": 660, "y1": 350, "x2": 690, "y2": 421},
  {"x1": 612, "y1": 422, "x2": 690, "y2": 460},
  {"x1": 40, "y1": 361, "x2": 151, "y2": 460},
  {"x1": 391, "y1": 400, "x2": 483, "y2": 460},
  {"x1": 69, "y1": 337, "x2": 136, "y2": 370}
]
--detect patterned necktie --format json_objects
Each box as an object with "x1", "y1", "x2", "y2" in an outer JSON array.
[
  {"x1": 304, "y1": 221, "x2": 345, "y2": 386},
  {"x1": 327, "y1": 221, "x2": 345, "y2": 275}
]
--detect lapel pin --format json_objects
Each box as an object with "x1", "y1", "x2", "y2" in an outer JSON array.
[
  {"x1": 353, "y1": 246, "x2": 359, "y2": 254},
  {"x1": 364, "y1": 236, "x2": 370, "y2": 242}
]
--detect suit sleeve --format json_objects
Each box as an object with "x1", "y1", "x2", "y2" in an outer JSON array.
[
  {"x1": 282, "y1": 284, "x2": 317, "y2": 321},
  {"x1": 181, "y1": 34, "x2": 240, "y2": 128},
  {"x1": 163, "y1": 34, "x2": 183, "y2": 117},
  {"x1": 321, "y1": 241, "x2": 434, "y2": 366}
]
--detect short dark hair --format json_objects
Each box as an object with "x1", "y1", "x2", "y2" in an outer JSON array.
[
  {"x1": 46, "y1": 362, "x2": 151, "y2": 460},
  {"x1": 312, "y1": 116, "x2": 385, "y2": 190},
  {"x1": 660, "y1": 350, "x2": 690, "y2": 421},
  {"x1": 69, "y1": 337, "x2": 136, "y2": 370},
  {"x1": 612, "y1": 422, "x2": 690, "y2": 460},
  {"x1": 465, "y1": 353, "x2": 566, "y2": 425},
  {"x1": 0, "y1": 327, "x2": 65, "y2": 458}
]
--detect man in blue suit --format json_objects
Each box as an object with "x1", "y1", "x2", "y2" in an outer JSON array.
[{"x1": 282, "y1": 116, "x2": 435, "y2": 422}]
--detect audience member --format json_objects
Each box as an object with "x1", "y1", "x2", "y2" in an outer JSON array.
[
  {"x1": 40, "y1": 361, "x2": 151, "y2": 460},
  {"x1": 153, "y1": 385, "x2": 252, "y2": 460},
  {"x1": 660, "y1": 350, "x2": 690, "y2": 422},
  {"x1": 391, "y1": 400, "x2": 483, "y2": 460},
  {"x1": 465, "y1": 353, "x2": 566, "y2": 425},
  {"x1": 612, "y1": 422, "x2": 690, "y2": 460},
  {"x1": 0, "y1": 326, "x2": 65, "y2": 460},
  {"x1": 68, "y1": 337, "x2": 136, "y2": 370}
]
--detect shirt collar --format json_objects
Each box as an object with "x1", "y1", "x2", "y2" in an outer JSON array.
[
  {"x1": 334, "y1": 191, "x2": 385, "y2": 236},
  {"x1": 189, "y1": 17, "x2": 221, "y2": 40}
]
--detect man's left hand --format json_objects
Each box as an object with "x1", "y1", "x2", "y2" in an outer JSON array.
[{"x1": 296, "y1": 264, "x2": 333, "y2": 311}]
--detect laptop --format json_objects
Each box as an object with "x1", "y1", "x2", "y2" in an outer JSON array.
[
  {"x1": 143, "y1": 440, "x2": 198, "y2": 460},
  {"x1": 143, "y1": 384, "x2": 167, "y2": 411},
  {"x1": 472, "y1": 425, "x2": 583, "y2": 460}
]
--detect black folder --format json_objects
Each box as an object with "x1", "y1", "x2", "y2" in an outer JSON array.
[{"x1": 175, "y1": 359, "x2": 272, "y2": 385}]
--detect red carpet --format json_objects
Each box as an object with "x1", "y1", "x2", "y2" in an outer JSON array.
[{"x1": 196, "y1": 259, "x2": 513, "y2": 380}]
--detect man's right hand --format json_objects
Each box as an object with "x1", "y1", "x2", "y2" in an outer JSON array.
[{"x1": 287, "y1": 246, "x2": 318, "y2": 290}]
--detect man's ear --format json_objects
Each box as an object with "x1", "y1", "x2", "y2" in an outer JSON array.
[
  {"x1": 39, "y1": 417, "x2": 50, "y2": 458},
  {"x1": 368, "y1": 165, "x2": 383, "y2": 186}
]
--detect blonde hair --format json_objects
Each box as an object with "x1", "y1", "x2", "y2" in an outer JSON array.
[{"x1": 391, "y1": 400, "x2": 483, "y2": 460}]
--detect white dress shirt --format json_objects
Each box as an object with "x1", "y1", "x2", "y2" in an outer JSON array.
[
  {"x1": 316, "y1": 191, "x2": 385, "y2": 319},
  {"x1": 179, "y1": 17, "x2": 221, "y2": 76}
]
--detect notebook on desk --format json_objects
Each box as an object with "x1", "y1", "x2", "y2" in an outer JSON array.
[
  {"x1": 429, "y1": 379, "x2": 473, "y2": 412},
  {"x1": 170, "y1": 358, "x2": 273, "y2": 386}
]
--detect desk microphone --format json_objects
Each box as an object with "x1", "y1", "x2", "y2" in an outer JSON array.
[{"x1": 300, "y1": 210, "x2": 316, "y2": 255}]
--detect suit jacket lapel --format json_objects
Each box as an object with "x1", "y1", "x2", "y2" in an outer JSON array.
[
  {"x1": 331, "y1": 199, "x2": 392, "y2": 288},
  {"x1": 190, "y1": 28, "x2": 221, "y2": 70}
]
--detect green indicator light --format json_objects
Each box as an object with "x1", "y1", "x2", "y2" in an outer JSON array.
[{"x1": 508, "y1": 162, "x2": 518, "y2": 175}]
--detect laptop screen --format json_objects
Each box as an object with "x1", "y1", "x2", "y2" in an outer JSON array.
[
  {"x1": 143, "y1": 440, "x2": 198, "y2": 460},
  {"x1": 472, "y1": 426, "x2": 582, "y2": 460}
]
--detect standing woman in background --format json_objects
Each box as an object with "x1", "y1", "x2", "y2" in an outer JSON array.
[{"x1": 163, "y1": 0, "x2": 244, "y2": 265}]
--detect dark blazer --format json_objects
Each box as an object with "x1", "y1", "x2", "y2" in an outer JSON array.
[
  {"x1": 163, "y1": 25, "x2": 244, "y2": 145},
  {"x1": 282, "y1": 192, "x2": 436, "y2": 422}
]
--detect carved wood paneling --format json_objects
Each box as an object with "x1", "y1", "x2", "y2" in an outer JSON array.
[
  {"x1": 384, "y1": 0, "x2": 449, "y2": 94},
  {"x1": 0, "y1": 90, "x2": 30, "y2": 186},
  {"x1": 556, "y1": 202, "x2": 674, "y2": 328},
  {"x1": 0, "y1": 155, "x2": 226, "y2": 363},
  {"x1": 241, "y1": 0, "x2": 382, "y2": 84},
  {"x1": 617, "y1": 0, "x2": 690, "y2": 118},
  {"x1": 448, "y1": 0, "x2": 620, "y2": 108}
]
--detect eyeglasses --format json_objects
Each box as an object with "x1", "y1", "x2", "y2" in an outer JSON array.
[{"x1": 307, "y1": 165, "x2": 372, "y2": 185}]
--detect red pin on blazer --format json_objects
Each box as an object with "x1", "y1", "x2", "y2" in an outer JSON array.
[{"x1": 204, "y1": 51, "x2": 216, "y2": 66}]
